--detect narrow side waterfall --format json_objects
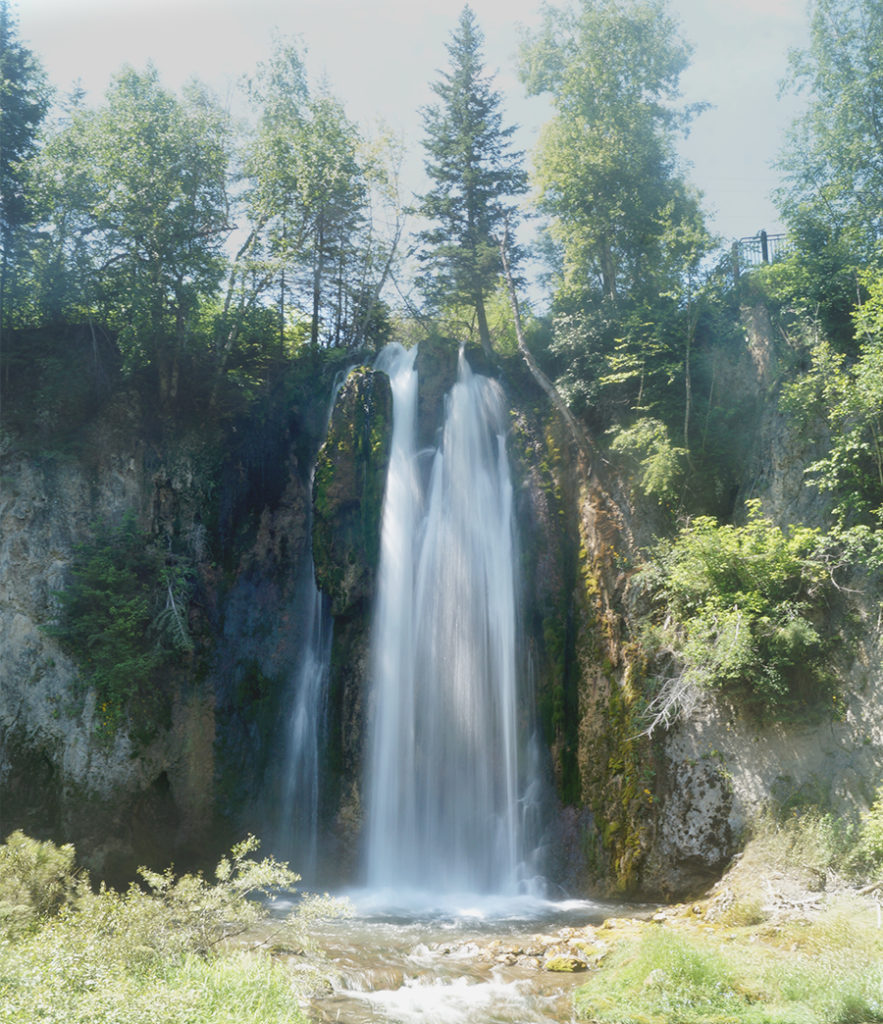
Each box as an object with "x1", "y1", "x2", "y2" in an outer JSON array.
[
  {"x1": 365, "y1": 342, "x2": 526, "y2": 895},
  {"x1": 274, "y1": 549, "x2": 332, "y2": 880},
  {"x1": 275, "y1": 367, "x2": 357, "y2": 879}
]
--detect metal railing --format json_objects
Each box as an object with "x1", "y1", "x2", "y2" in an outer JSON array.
[{"x1": 731, "y1": 230, "x2": 794, "y2": 279}]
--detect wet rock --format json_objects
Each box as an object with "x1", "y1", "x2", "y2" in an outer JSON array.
[
  {"x1": 414, "y1": 334, "x2": 458, "y2": 450},
  {"x1": 543, "y1": 954, "x2": 587, "y2": 972},
  {"x1": 312, "y1": 367, "x2": 393, "y2": 617}
]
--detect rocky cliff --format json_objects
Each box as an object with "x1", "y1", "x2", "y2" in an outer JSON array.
[{"x1": 3, "y1": 321, "x2": 881, "y2": 899}]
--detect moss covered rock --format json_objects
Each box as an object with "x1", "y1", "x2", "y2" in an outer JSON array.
[
  {"x1": 414, "y1": 334, "x2": 459, "y2": 449},
  {"x1": 312, "y1": 368, "x2": 393, "y2": 618}
]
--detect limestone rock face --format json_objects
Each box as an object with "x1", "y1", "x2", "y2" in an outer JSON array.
[
  {"x1": 312, "y1": 368, "x2": 393, "y2": 619},
  {"x1": 0, "y1": 428, "x2": 217, "y2": 879}
]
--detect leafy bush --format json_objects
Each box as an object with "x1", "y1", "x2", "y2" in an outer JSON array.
[
  {"x1": 608, "y1": 416, "x2": 687, "y2": 503},
  {"x1": 0, "y1": 831, "x2": 83, "y2": 936},
  {"x1": 0, "y1": 832, "x2": 345, "y2": 1024},
  {"x1": 855, "y1": 785, "x2": 883, "y2": 877},
  {"x1": 637, "y1": 501, "x2": 836, "y2": 722},
  {"x1": 777, "y1": 273, "x2": 883, "y2": 569},
  {"x1": 49, "y1": 512, "x2": 194, "y2": 737}
]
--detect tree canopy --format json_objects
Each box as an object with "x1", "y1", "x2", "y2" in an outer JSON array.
[
  {"x1": 0, "y1": 0, "x2": 49, "y2": 371},
  {"x1": 519, "y1": 0, "x2": 707, "y2": 309},
  {"x1": 777, "y1": 0, "x2": 883, "y2": 267}
]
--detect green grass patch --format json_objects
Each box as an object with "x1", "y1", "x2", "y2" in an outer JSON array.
[{"x1": 575, "y1": 919, "x2": 883, "y2": 1024}]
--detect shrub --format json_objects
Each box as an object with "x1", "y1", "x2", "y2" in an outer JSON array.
[
  {"x1": 0, "y1": 830, "x2": 83, "y2": 936},
  {"x1": 636, "y1": 501, "x2": 836, "y2": 724},
  {"x1": 0, "y1": 832, "x2": 346, "y2": 1024},
  {"x1": 48, "y1": 512, "x2": 194, "y2": 738},
  {"x1": 855, "y1": 785, "x2": 883, "y2": 877}
]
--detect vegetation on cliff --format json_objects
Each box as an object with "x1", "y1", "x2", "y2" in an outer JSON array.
[
  {"x1": 48, "y1": 513, "x2": 195, "y2": 740},
  {"x1": 574, "y1": 799, "x2": 883, "y2": 1023}
]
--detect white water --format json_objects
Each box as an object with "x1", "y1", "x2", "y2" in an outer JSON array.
[
  {"x1": 365, "y1": 342, "x2": 528, "y2": 896},
  {"x1": 287, "y1": 893, "x2": 652, "y2": 1024},
  {"x1": 275, "y1": 366, "x2": 357, "y2": 878},
  {"x1": 275, "y1": 554, "x2": 332, "y2": 879}
]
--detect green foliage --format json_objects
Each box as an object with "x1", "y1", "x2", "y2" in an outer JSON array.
[
  {"x1": 609, "y1": 417, "x2": 686, "y2": 502},
  {"x1": 0, "y1": 832, "x2": 345, "y2": 1024},
  {"x1": 637, "y1": 501, "x2": 836, "y2": 716},
  {"x1": 237, "y1": 37, "x2": 397, "y2": 356},
  {"x1": 0, "y1": 831, "x2": 83, "y2": 937},
  {"x1": 855, "y1": 785, "x2": 883, "y2": 877},
  {"x1": 519, "y1": 0, "x2": 709, "y2": 307},
  {"x1": 31, "y1": 65, "x2": 230, "y2": 385},
  {"x1": 416, "y1": 5, "x2": 527, "y2": 355},
  {"x1": 777, "y1": 0, "x2": 883, "y2": 270},
  {"x1": 744, "y1": 808, "x2": 856, "y2": 881},
  {"x1": 0, "y1": 0, "x2": 50, "y2": 324},
  {"x1": 574, "y1": 922, "x2": 883, "y2": 1023},
  {"x1": 49, "y1": 513, "x2": 194, "y2": 738},
  {"x1": 779, "y1": 278, "x2": 883, "y2": 561}
]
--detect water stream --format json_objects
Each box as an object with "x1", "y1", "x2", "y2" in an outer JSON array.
[
  {"x1": 279, "y1": 893, "x2": 651, "y2": 1024},
  {"x1": 274, "y1": 549, "x2": 332, "y2": 880},
  {"x1": 274, "y1": 364, "x2": 354, "y2": 879}
]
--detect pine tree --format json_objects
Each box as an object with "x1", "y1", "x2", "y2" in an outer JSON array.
[
  {"x1": 416, "y1": 5, "x2": 527, "y2": 356},
  {"x1": 0, "y1": 0, "x2": 49, "y2": 394}
]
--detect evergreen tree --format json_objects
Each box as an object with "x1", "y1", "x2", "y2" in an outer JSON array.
[
  {"x1": 416, "y1": 5, "x2": 527, "y2": 356},
  {"x1": 0, "y1": 0, "x2": 49, "y2": 398}
]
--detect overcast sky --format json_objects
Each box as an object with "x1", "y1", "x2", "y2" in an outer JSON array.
[{"x1": 17, "y1": 0, "x2": 809, "y2": 244}]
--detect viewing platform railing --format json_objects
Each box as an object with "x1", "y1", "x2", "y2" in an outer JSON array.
[{"x1": 731, "y1": 230, "x2": 793, "y2": 280}]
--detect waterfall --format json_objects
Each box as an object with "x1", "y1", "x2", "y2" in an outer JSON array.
[
  {"x1": 275, "y1": 554, "x2": 332, "y2": 879},
  {"x1": 364, "y1": 342, "x2": 525, "y2": 895},
  {"x1": 275, "y1": 366, "x2": 357, "y2": 879}
]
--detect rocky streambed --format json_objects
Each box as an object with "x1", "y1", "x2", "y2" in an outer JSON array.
[{"x1": 268, "y1": 895, "x2": 656, "y2": 1024}]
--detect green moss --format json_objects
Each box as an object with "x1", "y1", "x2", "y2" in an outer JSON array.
[
  {"x1": 312, "y1": 368, "x2": 392, "y2": 615},
  {"x1": 545, "y1": 955, "x2": 587, "y2": 973}
]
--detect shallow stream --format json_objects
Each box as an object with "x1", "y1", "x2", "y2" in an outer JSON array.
[{"x1": 290, "y1": 892, "x2": 652, "y2": 1024}]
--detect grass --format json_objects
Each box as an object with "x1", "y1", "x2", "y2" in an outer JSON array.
[
  {"x1": 574, "y1": 916, "x2": 883, "y2": 1024},
  {"x1": 0, "y1": 941, "x2": 312, "y2": 1024},
  {"x1": 574, "y1": 801, "x2": 883, "y2": 1024}
]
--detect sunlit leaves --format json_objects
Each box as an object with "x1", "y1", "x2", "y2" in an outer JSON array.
[
  {"x1": 519, "y1": 0, "x2": 707, "y2": 306},
  {"x1": 637, "y1": 502, "x2": 835, "y2": 715}
]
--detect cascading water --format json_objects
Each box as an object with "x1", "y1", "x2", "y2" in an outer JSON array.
[
  {"x1": 274, "y1": 549, "x2": 332, "y2": 880},
  {"x1": 274, "y1": 365, "x2": 357, "y2": 880},
  {"x1": 364, "y1": 342, "x2": 527, "y2": 896}
]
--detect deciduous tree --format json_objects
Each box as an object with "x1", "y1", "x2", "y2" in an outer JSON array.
[
  {"x1": 519, "y1": 0, "x2": 705, "y2": 308},
  {"x1": 34, "y1": 65, "x2": 231, "y2": 399},
  {"x1": 777, "y1": 0, "x2": 883, "y2": 268}
]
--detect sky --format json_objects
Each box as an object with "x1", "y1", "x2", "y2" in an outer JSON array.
[{"x1": 15, "y1": 0, "x2": 810, "y2": 246}]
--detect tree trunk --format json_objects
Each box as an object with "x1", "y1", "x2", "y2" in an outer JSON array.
[
  {"x1": 498, "y1": 229, "x2": 593, "y2": 469},
  {"x1": 475, "y1": 290, "x2": 493, "y2": 357},
  {"x1": 311, "y1": 219, "x2": 325, "y2": 348}
]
